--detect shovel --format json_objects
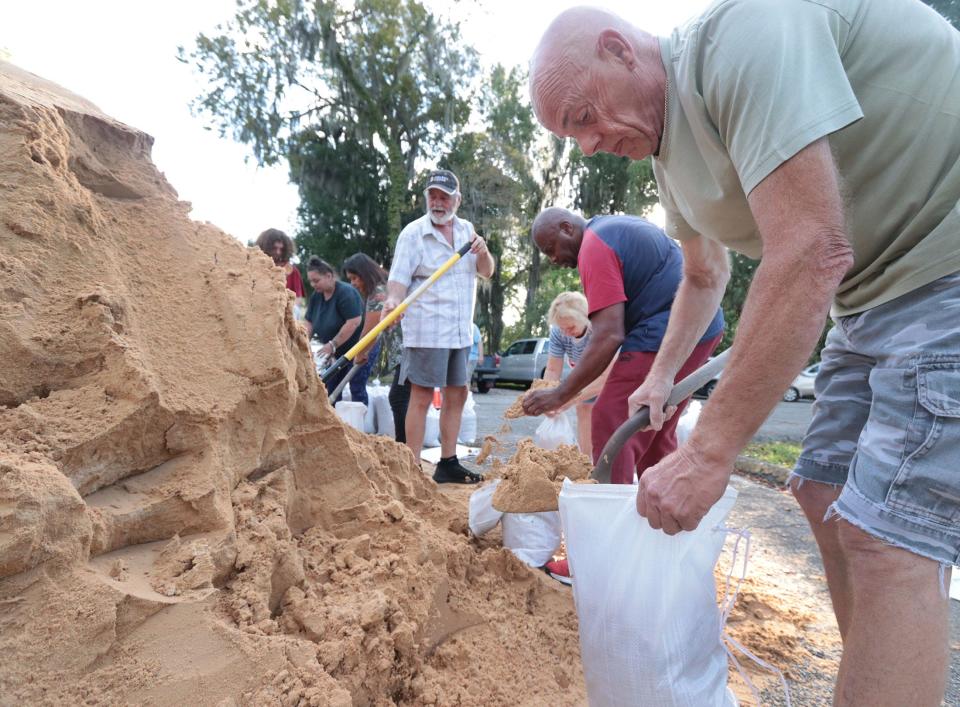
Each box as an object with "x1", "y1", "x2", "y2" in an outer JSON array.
[
  {"x1": 591, "y1": 348, "x2": 731, "y2": 483},
  {"x1": 321, "y1": 240, "x2": 474, "y2": 385}
]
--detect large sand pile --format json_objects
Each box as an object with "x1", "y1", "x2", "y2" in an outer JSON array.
[{"x1": 0, "y1": 62, "x2": 585, "y2": 705}]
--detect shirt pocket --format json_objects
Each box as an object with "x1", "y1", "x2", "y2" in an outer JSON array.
[{"x1": 886, "y1": 359, "x2": 960, "y2": 526}]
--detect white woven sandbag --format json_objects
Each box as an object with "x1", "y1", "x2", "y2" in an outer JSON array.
[
  {"x1": 468, "y1": 479, "x2": 503, "y2": 537},
  {"x1": 501, "y1": 511, "x2": 562, "y2": 567},
  {"x1": 558, "y1": 480, "x2": 738, "y2": 707}
]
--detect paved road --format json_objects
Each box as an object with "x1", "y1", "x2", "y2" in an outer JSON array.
[{"x1": 470, "y1": 385, "x2": 959, "y2": 705}]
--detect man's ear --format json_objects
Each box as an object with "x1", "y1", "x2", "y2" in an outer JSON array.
[{"x1": 597, "y1": 29, "x2": 635, "y2": 68}]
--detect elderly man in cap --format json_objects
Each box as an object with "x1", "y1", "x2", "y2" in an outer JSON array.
[
  {"x1": 529, "y1": 2, "x2": 960, "y2": 704},
  {"x1": 384, "y1": 169, "x2": 495, "y2": 483}
]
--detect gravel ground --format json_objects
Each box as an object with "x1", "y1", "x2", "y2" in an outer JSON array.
[{"x1": 469, "y1": 385, "x2": 960, "y2": 705}]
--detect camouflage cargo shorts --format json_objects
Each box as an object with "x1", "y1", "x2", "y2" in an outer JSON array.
[{"x1": 794, "y1": 271, "x2": 960, "y2": 565}]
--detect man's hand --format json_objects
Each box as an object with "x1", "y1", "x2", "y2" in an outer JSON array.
[
  {"x1": 636, "y1": 440, "x2": 732, "y2": 535},
  {"x1": 522, "y1": 388, "x2": 565, "y2": 417},
  {"x1": 470, "y1": 234, "x2": 488, "y2": 256},
  {"x1": 382, "y1": 297, "x2": 402, "y2": 328},
  {"x1": 627, "y1": 375, "x2": 676, "y2": 430}
]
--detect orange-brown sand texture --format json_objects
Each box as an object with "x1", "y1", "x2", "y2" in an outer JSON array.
[
  {"x1": 492, "y1": 439, "x2": 593, "y2": 513},
  {"x1": 0, "y1": 62, "x2": 586, "y2": 705}
]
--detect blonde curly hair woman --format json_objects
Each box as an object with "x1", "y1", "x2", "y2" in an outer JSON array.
[{"x1": 542, "y1": 291, "x2": 614, "y2": 457}]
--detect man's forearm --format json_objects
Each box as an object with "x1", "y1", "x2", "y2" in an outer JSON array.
[
  {"x1": 649, "y1": 240, "x2": 728, "y2": 384},
  {"x1": 692, "y1": 251, "x2": 842, "y2": 463},
  {"x1": 477, "y1": 252, "x2": 495, "y2": 278},
  {"x1": 554, "y1": 335, "x2": 621, "y2": 404},
  {"x1": 386, "y1": 281, "x2": 407, "y2": 303}
]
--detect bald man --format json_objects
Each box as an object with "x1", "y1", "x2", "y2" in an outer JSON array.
[
  {"x1": 530, "y1": 2, "x2": 960, "y2": 704},
  {"x1": 523, "y1": 208, "x2": 722, "y2": 485}
]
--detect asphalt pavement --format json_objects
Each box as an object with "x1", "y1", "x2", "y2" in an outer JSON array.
[{"x1": 469, "y1": 384, "x2": 959, "y2": 705}]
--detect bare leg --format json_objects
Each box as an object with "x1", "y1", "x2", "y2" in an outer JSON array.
[
  {"x1": 833, "y1": 521, "x2": 950, "y2": 707},
  {"x1": 439, "y1": 385, "x2": 467, "y2": 458},
  {"x1": 405, "y1": 384, "x2": 433, "y2": 461},
  {"x1": 791, "y1": 478, "x2": 850, "y2": 635},
  {"x1": 576, "y1": 401, "x2": 593, "y2": 458}
]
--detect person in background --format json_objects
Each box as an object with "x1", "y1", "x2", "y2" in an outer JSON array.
[
  {"x1": 466, "y1": 322, "x2": 483, "y2": 392},
  {"x1": 383, "y1": 169, "x2": 496, "y2": 483},
  {"x1": 342, "y1": 253, "x2": 389, "y2": 407},
  {"x1": 304, "y1": 256, "x2": 363, "y2": 402},
  {"x1": 530, "y1": 4, "x2": 960, "y2": 701},
  {"x1": 524, "y1": 209, "x2": 723, "y2": 485},
  {"x1": 542, "y1": 291, "x2": 613, "y2": 459},
  {"x1": 256, "y1": 228, "x2": 305, "y2": 318}
]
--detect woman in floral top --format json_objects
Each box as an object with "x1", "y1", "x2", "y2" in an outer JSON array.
[{"x1": 342, "y1": 254, "x2": 408, "y2": 437}]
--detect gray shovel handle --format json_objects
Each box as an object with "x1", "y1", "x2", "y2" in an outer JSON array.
[
  {"x1": 591, "y1": 349, "x2": 731, "y2": 483},
  {"x1": 329, "y1": 362, "x2": 362, "y2": 401}
]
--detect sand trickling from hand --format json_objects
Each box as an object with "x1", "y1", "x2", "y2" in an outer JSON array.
[{"x1": 503, "y1": 379, "x2": 557, "y2": 419}]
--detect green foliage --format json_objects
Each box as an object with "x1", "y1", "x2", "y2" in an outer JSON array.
[
  {"x1": 180, "y1": 0, "x2": 478, "y2": 243},
  {"x1": 288, "y1": 122, "x2": 391, "y2": 266},
  {"x1": 570, "y1": 147, "x2": 659, "y2": 216}
]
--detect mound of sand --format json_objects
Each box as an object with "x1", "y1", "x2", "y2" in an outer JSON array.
[
  {"x1": 492, "y1": 439, "x2": 593, "y2": 513},
  {"x1": 0, "y1": 62, "x2": 586, "y2": 705}
]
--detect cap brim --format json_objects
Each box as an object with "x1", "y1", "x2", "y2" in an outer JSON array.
[{"x1": 425, "y1": 185, "x2": 458, "y2": 195}]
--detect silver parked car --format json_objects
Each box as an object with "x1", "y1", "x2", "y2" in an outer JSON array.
[
  {"x1": 695, "y1": 359, "x2": 819, "y2": 402},
  {"x1": 496, "y1": 337, "x2": 570, "y2": 387},
  {"x1": 783, "y1": 363, "x2": 819, "y2": 402}
]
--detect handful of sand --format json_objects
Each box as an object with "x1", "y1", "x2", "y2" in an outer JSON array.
[
  {"x1": 503, "y1": 379, "x2": 558, "y2": 419},
  {"x1": 491, "y1": 439, "x2": 593, "y2": 513}
]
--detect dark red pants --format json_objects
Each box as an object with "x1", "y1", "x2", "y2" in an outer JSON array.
[{"x1": 591, "y1": 335, "x2": 721, "y2": 484}]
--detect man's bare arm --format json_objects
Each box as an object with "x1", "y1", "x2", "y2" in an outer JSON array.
[
  {"x1": 523, "y1": 303, "x2": 624, "y2": 416},
  {"x1": 627, "y1": 235, "x2": 730, "y2": 427},
  {"x1": 637, "y1": 138, "x2": 853, "y2": 534}
]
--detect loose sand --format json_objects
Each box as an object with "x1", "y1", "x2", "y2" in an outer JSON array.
[
  {"x1": 0, "y1": 62, "x2": 837, "y2": 705},
  {"x1": 492, "y1": 439, "x2": 593, "y2": 513},
  {"x1": 503, "y1": 380, "x2": 557, "y2": 419}
]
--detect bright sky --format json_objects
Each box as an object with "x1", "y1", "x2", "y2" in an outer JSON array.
[{"x1": 3, "y1": 0, "x2": 710, "y2": 243}]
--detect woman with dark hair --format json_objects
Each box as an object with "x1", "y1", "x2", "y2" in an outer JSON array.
[
  {"x1": 304, "y1": 256, "x2": 364, "y2": 401},
  {"x1": 256, "y1": 228, "x2": 305, "y2": 316},
  {"x1": 342, "y1": 253, "x2": 409, "y2": 440}
]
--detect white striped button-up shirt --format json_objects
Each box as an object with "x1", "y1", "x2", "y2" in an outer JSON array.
[{"x1": 388, "y1": 214, "x2": 477, "y2": 349}]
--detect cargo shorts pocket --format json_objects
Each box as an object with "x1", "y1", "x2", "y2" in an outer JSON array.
[{"x1": 886, "y1": 360, "x2": 960, "y2": 525}]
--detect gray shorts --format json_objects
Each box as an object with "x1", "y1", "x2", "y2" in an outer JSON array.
[
  {"x1": 794, "y1": 271, "x2": 960, "y2": 565},
  {"x1": 399, "y1": 346, "x2": 470, "y2": 388}
]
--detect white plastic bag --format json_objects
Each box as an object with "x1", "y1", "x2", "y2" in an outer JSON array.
[
  {"x1": 423, "y1": 406, "x2": 441, "y2": 448},
  {"x1": 458, "y1": 391, "x2": 478, "y2": 445},
  {"x1": 676, "y1": 399, "x2": 702, "y2": 445},
  {"x1": 370, "y1": 385, "x2": 394, "y2": 437},
  {"x1": 501, "y1": 511, "x2": 562, "y2": 567},
  {"x1": 534, "y1": 410, "x2": 576, "y2": 450},
  {"x1": 468, "y1": 479, "x2": 503, "y2": 537},
  {"x1": 558, "y1": 479, "x2": 739, "y2": 707},
  {"x1": 335, "y1": 401, "x2": 367, "y2": 432}
]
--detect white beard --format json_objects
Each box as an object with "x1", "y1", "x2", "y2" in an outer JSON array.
[{"x1": 427, "y1": 205, "x2": 457, "y2": 226}]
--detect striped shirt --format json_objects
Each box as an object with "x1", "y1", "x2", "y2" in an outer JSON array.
[
  {"x1": 548, "y1": 324, "x2": 592, "y2": 366},
  {"x1": 388, "y1": 214, "x2": 477, "y2": 349}
]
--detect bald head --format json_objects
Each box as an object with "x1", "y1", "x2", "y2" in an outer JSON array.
[
  {"x1": 530, "y1": 7, "x2": 635, "y2": 120},
  {"x1": 528, "y1": 7, "x2": 665, "y2": 161},
  {"x1": 532, "y1": 207, "x2": 587, "y2": 268}
]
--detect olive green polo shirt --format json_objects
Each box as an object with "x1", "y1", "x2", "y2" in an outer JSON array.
[{"x1": 653, "y1": 0, "x2": 960, "y2": 316}]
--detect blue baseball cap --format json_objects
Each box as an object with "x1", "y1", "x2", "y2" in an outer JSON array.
[{"x1": 425, "y1": 169, "x2": 460, "y2": 195}]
